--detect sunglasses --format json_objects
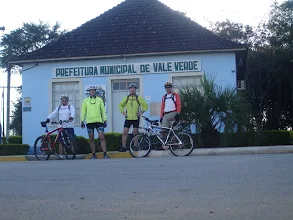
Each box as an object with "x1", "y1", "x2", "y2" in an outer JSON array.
[{"x1": 165, "y1": 86, "x2": 172, "y2": 89}]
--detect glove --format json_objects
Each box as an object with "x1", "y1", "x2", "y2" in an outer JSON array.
[
  {"x1": 104, "y1": 121, "x2": 107, "y2": 128},
  {"x1": 160, "y1": 118, "x2": 163, "y2": 124},
  {"x1": 174, "y1": 113, "x2": 180, "y2": 122},
  {"x1": 46, "y1": 118, "x2": 50, "y2": 123},
  {"x1": 69, "y1": 117, "x2": 74, "y2": 122},
  {"x1": 81, "y1": 122, "x2": 85, "y2": 128}
]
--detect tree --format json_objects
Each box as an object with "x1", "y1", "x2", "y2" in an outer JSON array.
[
  {"x1": 0, "y1": 21, "x2": 66, "y2": 135},
  {"x1": 210, "y1": 19, "x2": 255, "y2": 46},
  {"x1": 209, "y1": 0, "x2": 293, "y2": 130},
  {"x1": 0, "y1": 20, "x2": 66, "y2": 68},
  {"x1": 10, "y1": 87, "x2": 22, "y2": 136},
  {"x1": 179, "y1": 74, "x2": 251, "y2": 147},
  {"x1": 267, "y1": 0, "x2": 293, "y2": 50}
]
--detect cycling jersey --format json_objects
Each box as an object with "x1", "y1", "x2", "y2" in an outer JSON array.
[
  {"x1": 47, "y1": 104, "x2": 75, "y2": 128},
  {"x1": 81, "y1": 97, "x2": 107, "y2": 123},
  {"x1": 160, "y1": 92, "x2": 181, "y2": 118},
  {"x1": 119, "y1": 95, "x2": 148, "y2": 120}
]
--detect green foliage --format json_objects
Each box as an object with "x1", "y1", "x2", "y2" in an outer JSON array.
[
  {"x1": 210, "y1": 19, "x2": 254, "y2": 46},
  {"x1": 1, "y1": 130, "x2": 292, "y2": 156},
  {"x1": 0, "y1": 144, "x2": 29, "y2": 155},
  {"x1": 191, "y1": 130, "x2": 293, "y2": 148},
  {"x1": 43, "y1": 133, "x2": 123, "y2": 154},
  {"x1": 0, "y1": 21, "x2": 66, "y2": 136},
  {"x1": 10, "y1": 97, "x2": 22, "y2": 136},
  {"x1": 179, "y1": 74, "x2": 251, "y2": 132},
  {"x1": 267, "y1": 0, "x2": 293, "y2": 50},
  {"x1": 75, "y1": 136, "x2": 91, "y2": 154},
  {"x1": 7, "y1": 136, "x2": 22, "y2": 144},
  {"x1": 209, "y1": 0, "x2": 293, "y2": 131},
  {"x1": 0, "y1": 20, "x2": 66, "y2": 68},
  {"x1": 95, "y1": 133, "x2": 122, "y2": 152},
  {"x1": 219, "y1": 130, "x2": 292, "y2": 147}
]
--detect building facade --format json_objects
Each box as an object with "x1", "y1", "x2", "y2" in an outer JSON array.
[{"x1": 12, "y1": 0, "x2": 247, "y2": 146}]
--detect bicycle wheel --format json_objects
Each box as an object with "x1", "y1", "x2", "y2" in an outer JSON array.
[
  {"x1": 129, "y1": 133, "x2": 151, "y2": 158},
  {"x1": 62, "y1": 132, "x2": 76, "y2": 160},
  {"x1": 170, "y1": 132, "x2": 194, "y2": 156},
  {"x1": 34, "y1": 135, "x2": 51, "y2": 160}
]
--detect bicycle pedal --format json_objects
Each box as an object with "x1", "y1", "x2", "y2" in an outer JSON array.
[{"x1": 162, "y1": 145, "x2": 169, "y2": 150}]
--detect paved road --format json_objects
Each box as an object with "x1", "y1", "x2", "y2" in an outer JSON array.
[{"x1": 0, "y1": 154, "x2": 293, "y2": 220}]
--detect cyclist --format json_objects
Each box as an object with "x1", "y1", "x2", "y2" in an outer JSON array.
[
  {"x1": 81, "y1": 85, "x2": 109, "y2": 159},
  {"x1": 160, "y1": 81, "x2": 181, "y2": 138},
  {"x1": 46, "y1": 93, "x2": 75, "y2": 160},
  {"x1": 118, "y1": 83, "x2": 148, "y2": 152}
]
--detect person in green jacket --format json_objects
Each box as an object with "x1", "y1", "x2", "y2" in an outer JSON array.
[
  {"x1": 81, "y1": 85, "x2": 109, "y2": 159},
  {"x1": 118, "y1": 83, "x2": 148, "y2": 152}
]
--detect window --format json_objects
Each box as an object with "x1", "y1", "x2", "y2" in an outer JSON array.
[
  {"x1": 52, "y1": 81, "x2": 80, "y2": 124},
  {"x1": 112, "y1": 79, "x2": 140, "y2": 91},
  {"x1": 172, "y1": 76, "x2": 202, "y2": 91}
]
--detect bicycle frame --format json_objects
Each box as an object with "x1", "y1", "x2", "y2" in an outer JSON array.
[
  {"x1": 41, "y1": 121, "x2": 68, "y2": 150},
  {"x1": 142, "y1": 120, "x2": 182, "y2": 146}
]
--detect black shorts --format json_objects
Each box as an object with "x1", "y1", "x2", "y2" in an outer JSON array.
[
  {"x1": 86, "y1": 122, "x2": 105, "y2": 133},
  {"x1": 124, "y1": 120, "x2": 139, "y2": 128}
]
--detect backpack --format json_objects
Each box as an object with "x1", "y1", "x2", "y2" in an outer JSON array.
[
  {"x1": 58, "y1": 105, "x2": 71, "y2": 112},
  {"x1": 163, "y1": 93, "x2": 177, "y2": 107},
  {"x1": 125, "y1": 95, "x2": 140, "y2": 106}
]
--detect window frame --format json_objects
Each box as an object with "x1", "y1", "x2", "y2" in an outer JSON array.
[
  {"x1": 169, "y1": 72, "x2": 204, "y2": 92},
  {"x1": 49, "y1": 79, "x2": 83, "y2": 127}
]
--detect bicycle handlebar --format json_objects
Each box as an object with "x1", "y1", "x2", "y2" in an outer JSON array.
[
  {"x1": 40, "y1": 120, "x2": 71, "y2": 128},
  {"x1": 51, "y1": 120, "x2": 71, "y2": 125},
  {"x1": 141, "y1": 116, "x2": 159, "y2": 124}
]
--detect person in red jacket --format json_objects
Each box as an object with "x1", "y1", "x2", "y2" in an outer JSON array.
[{"x1": 160, "y1": 81, "x2": 181, "y2": 136}]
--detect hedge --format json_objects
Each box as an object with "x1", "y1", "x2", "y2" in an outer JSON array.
[
  {"x1": 1, "y1": 130, "x2": 293, "y2": 155},
  {"x1": 0, "y1": 144, "x2": 29, "y2": 156},
  {"x1": 49, "y1": 130, "x2": 293, "y2": 152},
  {"x1": 1, "y1": 136, "x2": 22, "y2": 144},
  {"x1": 48, "y1": 133, "x2": 123, "y2": 154},
  {"x1": 203, "y1": 130, "x2": 293, "y2": 148}
]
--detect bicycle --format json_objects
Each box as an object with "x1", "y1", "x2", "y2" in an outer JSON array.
[
  {"x1": 129, "y1": 116, "x2": 194, "y2": 158},
  {"x1": 34, "y1": 120, "x2": 76, "y2": 160}
]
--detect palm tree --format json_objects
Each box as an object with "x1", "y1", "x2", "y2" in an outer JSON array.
[{"x1": 178, "y1": 74, "x2": 251, "y2": 147}]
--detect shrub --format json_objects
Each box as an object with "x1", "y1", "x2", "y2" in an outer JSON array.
[
  {"x1": 4, "y1": 130, "x2": 292, "y2": 155},
  {"x1": 8, "y1": 136, "x2": 22, "y2": 144},
  {"x1": 76, "y1": 136, "x2": 91, "y2": 154},
  {"x1": 95, "y1": 133, "x2": 122, "y2": 152},
  {"x1": 178, "y1": 73, "x2": 252, "y2": 148},
  {"x1": 216, "y1": 130, "x2": 292, "y2": 148},
  {"x1": 1, "y1": 137, "x2": 6, "y2": 144},
  {"x1": 0, "y1": 144, "x2": 29, "y2": 156}
]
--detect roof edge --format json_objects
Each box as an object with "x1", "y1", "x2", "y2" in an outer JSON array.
[{"x1": 11, "y1": 48, "x2": 247, "y2": 65}]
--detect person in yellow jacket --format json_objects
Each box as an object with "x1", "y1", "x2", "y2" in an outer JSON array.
[
  {"x1": 118, "y1": 83, "x2": 148, "y2": 152},
  {"x1": 81, "y1": 85, "x2": 109, "y2": 159}
]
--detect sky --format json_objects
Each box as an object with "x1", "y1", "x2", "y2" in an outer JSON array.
[{"x1": 0, "y1": 0, "x2": 284, "y2": 130}]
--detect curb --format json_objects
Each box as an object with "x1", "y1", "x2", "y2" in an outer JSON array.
[
  {"x1": 1, "y1": 145, "x2": 293, "y2": 161},
  {"x1": 192, "y1": 145, "x2": 293, "y2": 156},
  {"x1": 0, "y1": 156, "x2": 28, "y2": 162},
  {"x1": 84, "y1": 152, "x2": 132, "y2": 159}
]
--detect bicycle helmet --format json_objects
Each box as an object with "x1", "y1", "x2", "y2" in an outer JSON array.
[
  {"x1": 60, "y1": 93, "x2": 69, "y2": 99},
  {"x1": 129, "y1": 83, "x2": 137, "y2": 89},
  {"x1": 164, "y1": 81, "x2": 172, "y2": 87},
  {"x1": 87, "y1": 85, "x2": 97, "y2": 91}
]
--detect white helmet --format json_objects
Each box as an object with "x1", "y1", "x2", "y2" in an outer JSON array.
[
  {"x1": 129, "y1": 83, "x2": 137, "y2": 89},
  {"x1": 87, "y1": 85, "x2": 97, "y2": 91},
  {"x1": 60, "y1": 93, "x2": 69, "y2": 99}
]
